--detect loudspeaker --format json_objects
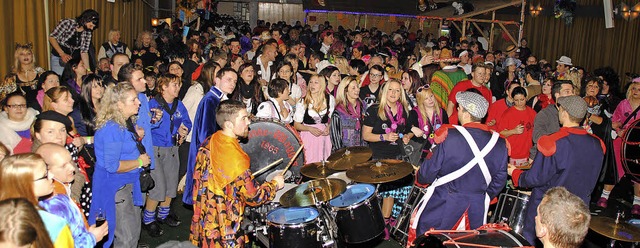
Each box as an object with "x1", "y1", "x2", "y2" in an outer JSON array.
[{"x1": 604, "y1": 0, "x2": 614, "y2": 28}]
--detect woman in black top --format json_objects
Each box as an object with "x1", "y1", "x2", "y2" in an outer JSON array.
[{"x1": 361, "y1": 78, "x2": 412, "y2": 227}]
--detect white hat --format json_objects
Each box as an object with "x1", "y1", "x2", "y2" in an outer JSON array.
[
  {"x1": 315, "y1": 60, "x2": 334, "y2": 74},
  {"x1": 458, "y1": 50, "x2": 469, "y2": 58},
  {"x1": 556, "y1": 56, "x2": 573, "y2": 66}
]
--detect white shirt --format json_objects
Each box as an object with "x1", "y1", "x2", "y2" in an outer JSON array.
[
  {"x1": 182, "y1": 84, "x2": 204, "y2": 141},
  {"x1": 294, "y1": 94, "x2": 336, "y2": 124},
  {"x1": 256, "y1": 98, "x2": 294, "y2": 124},
  {"x1": 256, "y1": 55, "x2": 273, "y2": 82}
]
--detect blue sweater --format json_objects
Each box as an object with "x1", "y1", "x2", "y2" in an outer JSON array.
[
  {"x1": 90, "y1": 121, "x2": 144, "y2": 247},
  {"x1": 137, "y1": 93, "x2": 160, "y2": 169},
  {"x1": 148, "y1": 97, "x2": 192, "y2": 147}
]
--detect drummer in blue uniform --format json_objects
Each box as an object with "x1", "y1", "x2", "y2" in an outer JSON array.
[
  {"x1": 508, "y1": 95, "x2": 605, "y2": 245},
  {"x1": 410, "y1": 91, "x2": 509, "y2": 242}
]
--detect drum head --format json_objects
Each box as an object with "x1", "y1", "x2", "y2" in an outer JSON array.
[
  {"x1": 327, "y1": 171, "x2": 353, "y2": 185},
  {"x1": 623, "y1": 119, "x2": 640, "y2": 182},
  {"x1": 273, "y1": 183, "x2": 298, "y2": 203},
  {"x1": 240, "y1": 121, "x2": 305, "y2": 183},
  {"x1": 266, "y1": 170, "x2": 292, "y2": 182},
  {"x1": 329, "y1": 184, "x2": 375, "y2": 207},
  {"x1": 266, "y1": 207, "x2": 319, "y2": 225}
]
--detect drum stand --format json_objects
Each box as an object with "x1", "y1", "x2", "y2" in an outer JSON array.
[{"x1": 316, "y1": 201, "x2": 338, "y2": 248}]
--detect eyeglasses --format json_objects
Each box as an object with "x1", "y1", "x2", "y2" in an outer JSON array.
[
  {"x1": 417, "y1": 84, "x2": 431, "y2": 93},
  {"x1": 6, "y1": 104, "x2": 27, "y2": 109},
  {"x1": 370, "y1": 73, "x2": 383, "y2": 78},
  {"x1": 34, "y1": 170, "x2": 48, "y2": 182}
]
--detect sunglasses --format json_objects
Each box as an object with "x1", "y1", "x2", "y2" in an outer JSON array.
[{"x1": 417, "y1": 84, "x2": 431, "y2": 93}]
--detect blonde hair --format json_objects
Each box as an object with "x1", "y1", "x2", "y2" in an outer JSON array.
[
  {"x1": 95, "y1": 82, "x2": 137, "y2": 128},
  {"x1": 304, "y1": 75, "x2": 328, "y2": 113},
  {"x1": 108, "y1": 29, "x2": 121, "y2": 42},
  {"x1": 333, "y1": 56, "x2": 349, "y2": 75},
  {"x1": 627, "y1": 81, "x2": 640, "y2": 100},
  {"x1": 415, "y1": 87, "x2": 441, "y2": 123},
  {"x1": 335, "y1": 76, "x2": 359, "y2": 107},
  {"x1": 13, "y1": 45, "x2": 36, "y2": 74},
  {"x1": 0, "y1": 153, "x2": 46, "y2": 206},
  {"x1": 566, "y1": 70, "x2": 581, "y2": 95},
  {"x1": 135, "y1": 31, "x2": 157, "y2": 49},
  {"x1": 377, "y1": 79, "x2": 408, "y2": 121}
]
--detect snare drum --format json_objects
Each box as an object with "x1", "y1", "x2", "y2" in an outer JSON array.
[
  {"x1": 411, "y1": 227, "x2": 531, "y2": 247},
  {"x1": 329, "y1": 184, "x2": 384, "y2": 243},
  {"x1": 391, "y1": 185, "x2": 428, "y2": 246},
  {"x1": 266, "y1": 207, "x2": 322, "y2": 248},
  {"x1": 491, "y1": 188, "x2": 530, "y2": 234},
  {"x1": 266, "y1": 170, "x2": 292, "y2": 182}
]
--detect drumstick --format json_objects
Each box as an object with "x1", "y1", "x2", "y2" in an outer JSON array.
[
  {"x1": 252, "y1": 158, "x2": 284, "y2": 177},
  {"x1": 281, "y1": 145, "x2": 304, "y2": 176}
]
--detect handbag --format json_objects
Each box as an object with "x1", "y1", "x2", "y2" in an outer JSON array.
[{"x1": 126, "y1": 118, "x2": 155, "y2": 192}]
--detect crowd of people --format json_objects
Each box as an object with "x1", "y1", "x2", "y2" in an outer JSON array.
[{"x1": 0, "y1": 7, "x2": 639, "y2": 248}]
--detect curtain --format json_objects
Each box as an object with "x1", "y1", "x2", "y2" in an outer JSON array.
[
  {"x1": 523, "y1": 14, "x2": 640, "y2": 92},
  {"x1": 0, "y1": 0, "x2": 152, "y2": 78}
]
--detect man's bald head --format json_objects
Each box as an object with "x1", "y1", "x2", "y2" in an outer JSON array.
[
  {"x1": 36, "y1": 143, "x2": 70, "y2": 164},
  {"x1": 36, "y1": 143, "x2": 75, "y2": 183}
]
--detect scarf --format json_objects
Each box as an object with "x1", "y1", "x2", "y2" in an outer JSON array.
[
  {"x1": 336, "y1": 100, "x2": 362, "y2": 130},
  {"x1": 0, "y1": 108, "x2": 38, "y2": 150},
  {"x1": 538, "y1": 94, "x2": 554, "y2": 109},
  {"x1": 238, "y1": 81, "x2": 256, "y2": 99},
  {"x1": 384, "y1": 102, "x2": 405, "y2": 133}
]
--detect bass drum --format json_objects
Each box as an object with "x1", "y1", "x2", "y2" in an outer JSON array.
[
  {"x1": 411, "y1": 227, "x2": 531, "y2": 248},
  {"x1": 240, "y1": 120, "x2": 305, "y2": 183},
  {"x1": 622, "y1": 119, "x2": 640, "y2": 183}
]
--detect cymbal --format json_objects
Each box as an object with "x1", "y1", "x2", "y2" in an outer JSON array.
[
  {"x1": 327, "y1": 146, "x2": 373, "y2": 170},
  {"x1": 590, "y1": 216, "x2": 640, "y2": 242},
  {"x1": 279, "y1": 179, "x2": 346, "y2": 207},
  {"x1": 300, "y1": 162, "x2": 338, "y2": 179},
  {"x1": 346, "y1": 159, "x2": 413, "y2": 184}
]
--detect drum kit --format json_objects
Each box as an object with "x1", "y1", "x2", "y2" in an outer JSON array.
[
  {"x1": 242, "y1": 121, "x2": 533, "y2": 247},
  {"x1": 244, "y1": 145, "x2": 416, "y2": 247}
]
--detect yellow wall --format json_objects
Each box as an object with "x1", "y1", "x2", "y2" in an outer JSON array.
[{"x1": 1, "y1": 0, "x2": 152, "y2": 78}]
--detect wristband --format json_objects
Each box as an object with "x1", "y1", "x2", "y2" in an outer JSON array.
[
  {"x1": 138, "y1": 158, "x2": 144, "y2": 168},
  {"x1": 380, "y1": 134, "x2": 385, "y2": 142}
]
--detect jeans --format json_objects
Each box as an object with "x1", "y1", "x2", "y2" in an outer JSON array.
[{"x1": 50, "y1": 54, "x2": 65, "y2": 75}]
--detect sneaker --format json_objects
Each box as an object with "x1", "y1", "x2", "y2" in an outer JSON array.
[
  {"x1": 633, "y1": 205, "x2": 640, "y2": 216},
  {"x1": 157, "y1": 214, "x2": 181, "y2": 227},
  {"x1": 596, "y1": 197, "x2": 608, "y2": 208},
  {"x1": 142, "y1": 221, "x2": 164, "y2": 237}
]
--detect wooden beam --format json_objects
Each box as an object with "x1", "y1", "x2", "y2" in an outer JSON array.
[
  {"x1": 498, "y1": 22, "x2": 517, "y2": 46},
  {"x1": 462, "y1": 19, "x2": 467, "y2": 38},
  {"x1": 446, "y1": 17, "x2": 520, "y2": 25},
  {"x1": 489, "y1": 11, "x2": 495, "y2": 51},
  {"x1": 451, "y1": 21, "x2": 463, "y2": 34},
  {"x1": 518, "y1": 0, "x2": 526, "y2": 46},
  {"x1": 471, "y1": 22, "x2": 488, "y2": 41}
]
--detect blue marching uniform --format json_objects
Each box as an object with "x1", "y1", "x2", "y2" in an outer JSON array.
[
  {"x1": 183, "y1": 86, "x2": 225, "y2": 205},
  {"x1": 512, "y1": 127, "x2": 604, "y2": 244},
  {"x1": 414, "y1": 123, "x2": 508, "y2": 235}
]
